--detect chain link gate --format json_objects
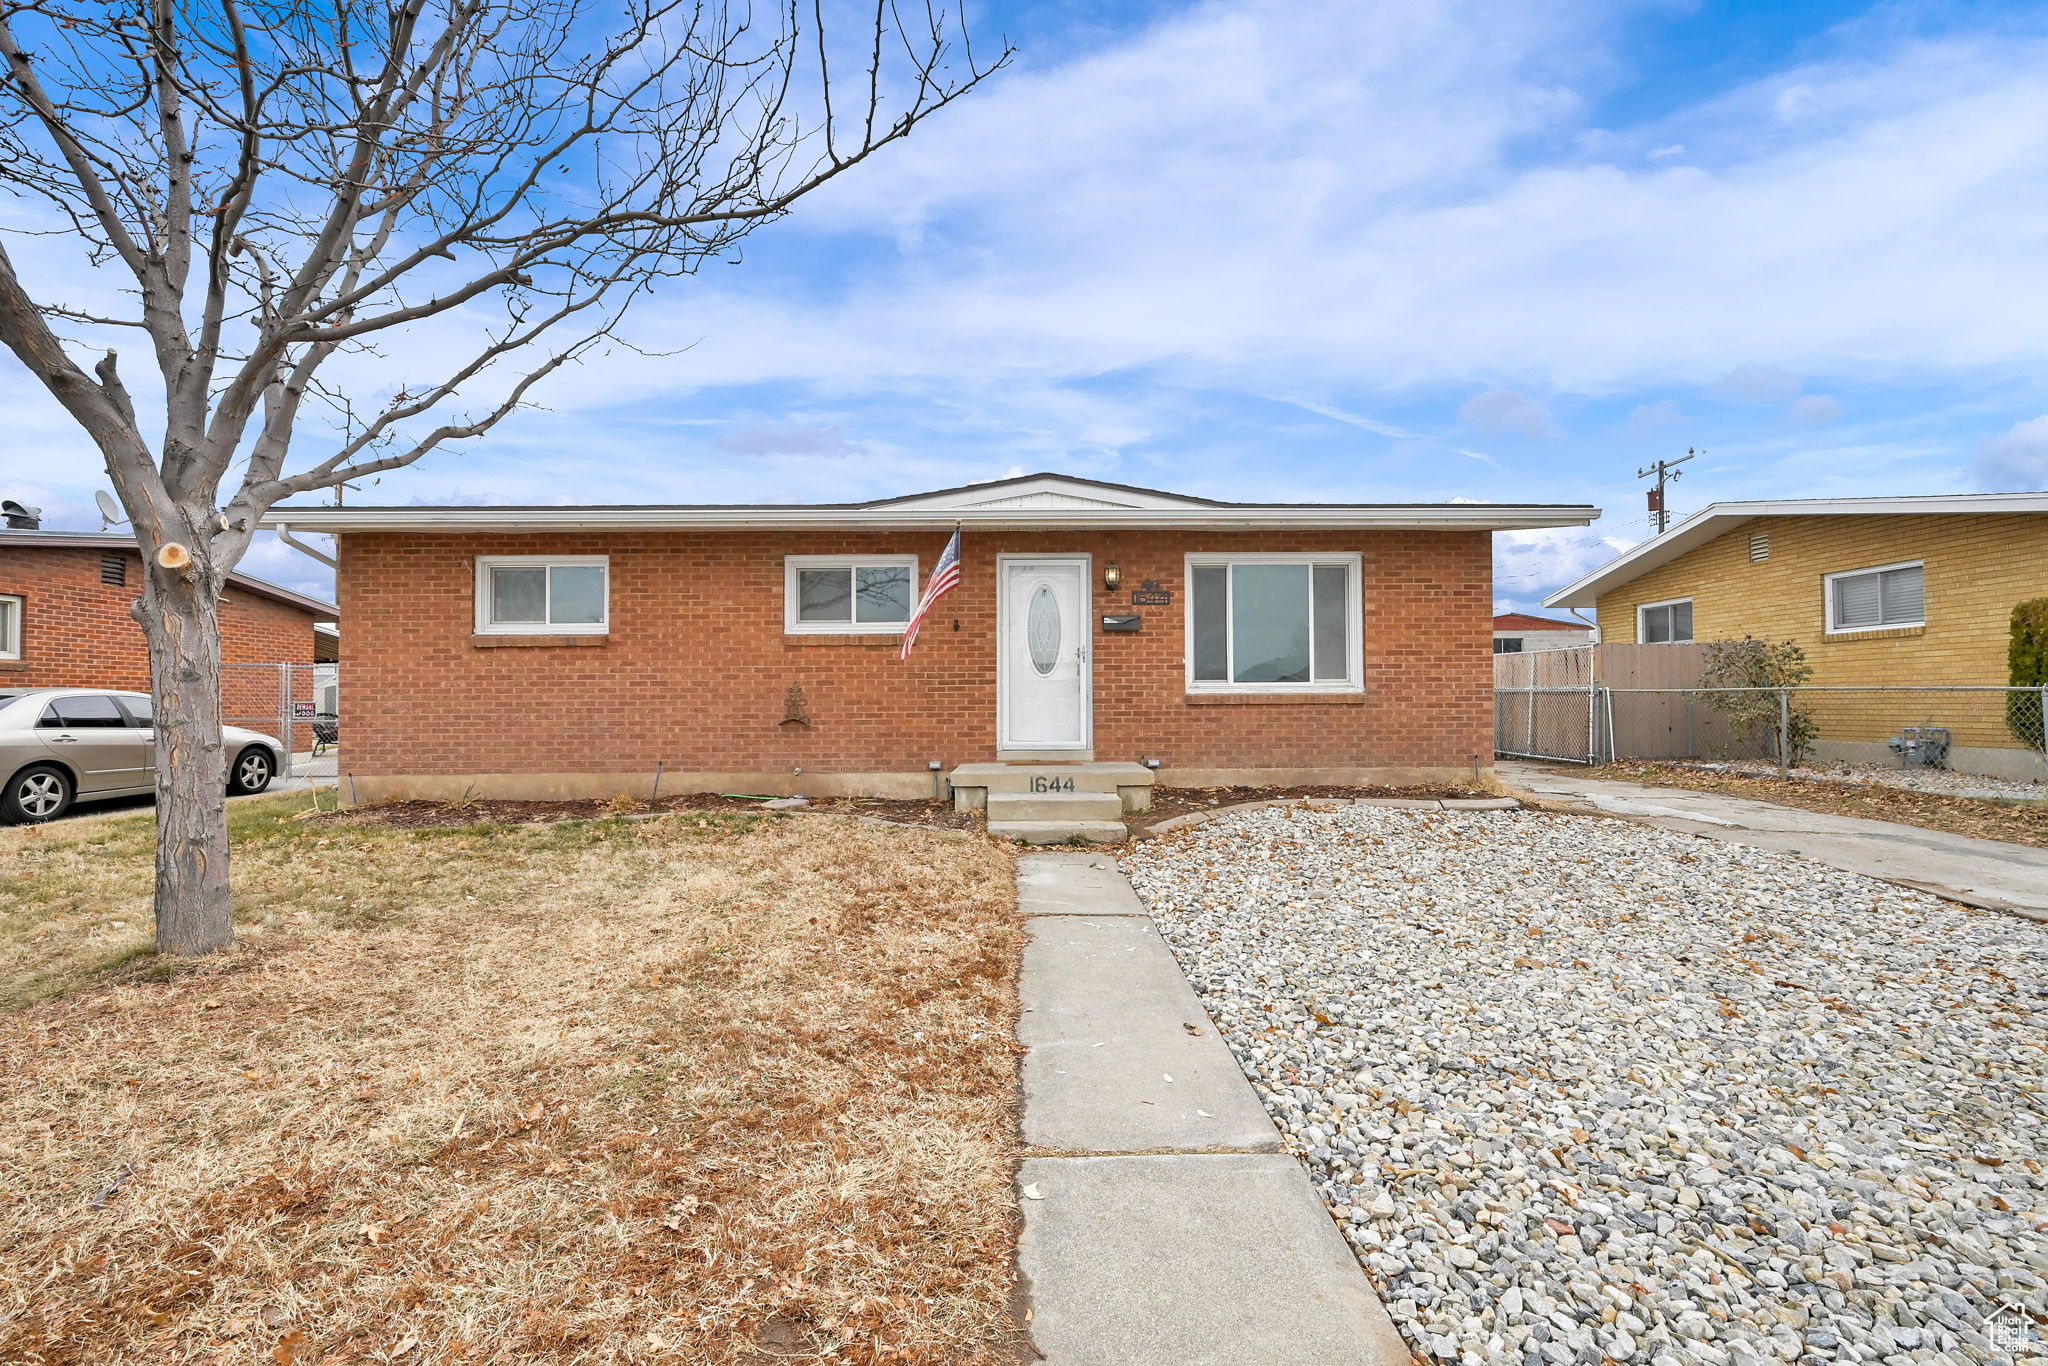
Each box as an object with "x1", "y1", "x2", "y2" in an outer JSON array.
[
  {"x1": 1493, "y1": 645, "x2": 1600, "y2": 763},
  {"x1": 221, "y1": 662, "x2": 339, "y2": 781}
]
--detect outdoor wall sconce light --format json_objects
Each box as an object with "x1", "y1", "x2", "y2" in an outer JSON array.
[{"x1": 1103, "y1": 561, "x2": 1122, "y2": 592}]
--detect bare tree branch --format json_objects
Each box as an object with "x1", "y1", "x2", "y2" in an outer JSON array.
[{"x1": 0, "y1": 0, "x2": 1010, "y2": 954}]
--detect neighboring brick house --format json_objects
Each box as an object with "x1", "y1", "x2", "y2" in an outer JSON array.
[
  {"x1": 0, "y1": 525, "x2": 337, "y2": 690},
  {"x1": 1492, "y1": 611, "x2": 1593, "y2": 653},
  {"x1": 264, "y1": 473, "x2": 1597, "y2": 805},
  {"x1": 1543, "y1": 492, "x2": 2048, "y2": 778}
]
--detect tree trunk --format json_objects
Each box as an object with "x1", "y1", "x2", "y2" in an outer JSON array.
[{"x1": 141, "y1": 572, "x2": 234, "y2": 956}]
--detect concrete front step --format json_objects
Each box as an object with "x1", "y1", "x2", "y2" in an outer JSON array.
[
  {"x1": 988, "y1": 819, "x2": 1129, "y2": 845},
  {"x1": 988, "y1": 790, "x2": 1125, "y2": 823},
  {"x1": 950, "y1": 760, "x2": 1155, "y2": 813}
]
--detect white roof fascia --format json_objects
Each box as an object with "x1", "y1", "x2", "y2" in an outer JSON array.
[
  {"x1": 1542, "y1": 491, "x2": 2048, "y2": 610},
  {"x1": 260, "y1": 504, "x2": 1601, "y2": 533}
]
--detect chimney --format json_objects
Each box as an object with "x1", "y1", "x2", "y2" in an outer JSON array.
[{"x1": 1, "y1": 500, "x2": 41, "y2": 531}]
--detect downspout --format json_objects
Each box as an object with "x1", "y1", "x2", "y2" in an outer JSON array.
[{"x1": 274, "y1": 521, "x2": 338, "y2": 570}]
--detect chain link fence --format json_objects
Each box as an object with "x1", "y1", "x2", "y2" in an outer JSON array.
[
  {"x1": 1497, "y1": 645, "x2": 2048, "y2": 780},
  {"x1": 221, "y1": 662, "x2": 339, "y2": 781},
  {"x1": 1603, "y1": 685, "x2": 2048, "y2": 779}
]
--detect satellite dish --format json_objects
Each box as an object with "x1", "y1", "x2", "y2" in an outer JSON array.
[{"x1": 95, "y1": 490, "x2": 128, "y2": 529}]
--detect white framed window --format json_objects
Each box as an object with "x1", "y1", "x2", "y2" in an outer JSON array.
[
  {"x1": 0, "y1": 594, "x2": 20, "y2": 659},
  {"x1": 783, "y1": 555, "x2": 918, "y2": 634},
  {"x1": 1184, "y1": 553, "x2": 1363, "y2": 693},
  {"x1": 474, "y1": 555, "x2": 609, "y2": 634},
  {"x1": 1638, "y1": 597, "x2": 1693, "y2": 644},
  {"x1": 1825, "y1": 560, "x2": 1924, "y2": 634}
]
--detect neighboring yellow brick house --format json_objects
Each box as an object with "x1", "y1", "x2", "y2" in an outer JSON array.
[{"x1": 1545, "y1": 493, "x2": 2048, "y2": 780}]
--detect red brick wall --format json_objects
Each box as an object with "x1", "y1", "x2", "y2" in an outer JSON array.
[
  {"x1": 339, "y1": 528, "x2": 1495, "y2": 779},
  {"x1": 0, "y1": 545, "x2": 323, "y2": 690}
]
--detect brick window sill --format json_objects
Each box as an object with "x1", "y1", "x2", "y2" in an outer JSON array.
[
  {"x1": 469, "y1": 633, "x2": 609, "y2": 649},
  {"x1": 782, "y1": 634, "x2": 905, "y2": 649},
  {"x1": 1821, "y1": 626, "x2": 1926, "y2": 643},
  {"x1": 0, "y1": 658, "x2": 24, "y2": 673},
  {"x1": 1184, "y1": 691, "x2": 1370, "y2": 706}
]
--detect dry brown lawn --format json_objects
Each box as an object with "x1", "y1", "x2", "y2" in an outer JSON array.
[
  {"x1": 0, "y1": 797, "x2": 1025, "y2": 1365},
  {"x1": 1596, "y1": 760, "x2": 2048, "y2": 849}
]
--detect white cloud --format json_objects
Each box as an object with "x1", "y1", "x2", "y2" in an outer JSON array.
[
  {"x1": 1712, "y1": 363, "x2": 1804, "y2": 403},
  {"x1": 1975, "y1": 414, "x2": 2048, "y2": 490},
  {"x1": 7, "y1": 0, "x2": 2048, "y2": 525},
  {"x1": 1621, "y1": 400, "x2": 1689, "y2": 441},
  {"x1": 713, "y1": 422, "x2": 866, "y2": 457},
  {"x1": 1790, "y1": 394, "x2": 1844, "y2": 425},
  {"x1": 1459, "y1": 389, "x2": 1558, "y2": 439},
  {"x1": 594, "y1": 7, "x2": 2048, "y2": 402},
  {"x1": 1494, "y1": 526, "x2": 1634, "y2": 605}
]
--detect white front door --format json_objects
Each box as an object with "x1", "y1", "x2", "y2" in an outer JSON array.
[{"x1": 998, "y1": 557, "x2": 1091, "y2": 751}]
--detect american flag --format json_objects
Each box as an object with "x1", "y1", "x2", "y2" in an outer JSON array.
[{"x1": 899, "y1": 528, "x2": 962, "y2": 660}]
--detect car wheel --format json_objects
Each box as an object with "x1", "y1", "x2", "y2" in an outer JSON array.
[
  {"x1": 229, "y1": 747, "x2": 274, "y2": 795},
  {"x1": 2, "y1": 764, "x2": 74, "y2": 824}
]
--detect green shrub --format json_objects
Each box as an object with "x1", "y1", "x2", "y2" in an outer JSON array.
[
  {"x1": 2009, "y1": 598, "x2": 2048, "y2": 749},
  {"x1": 1697, "y1": 636, "x2": 1819, "y2": 766}
]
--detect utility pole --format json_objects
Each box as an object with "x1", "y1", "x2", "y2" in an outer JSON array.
[{"x1": 1637, "y1": 448, "x2": 1698, "y2": 535}]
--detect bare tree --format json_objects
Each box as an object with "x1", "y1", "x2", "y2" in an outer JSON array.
[{"x1": 0, "y1": 0, "x2": 1004, "y2": 954}]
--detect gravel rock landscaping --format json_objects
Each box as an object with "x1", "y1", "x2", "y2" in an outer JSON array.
[{"x1": 1120, "y1": 803, "x2": 2048, "y2": 1366}]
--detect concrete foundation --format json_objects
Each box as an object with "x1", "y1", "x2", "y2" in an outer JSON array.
[
  {"x1": 337, "y1": 769, "x2": 937, "y2": 806},
  {"x1": 340, "y1": 760, "x2": 1504, "y2": 808}
]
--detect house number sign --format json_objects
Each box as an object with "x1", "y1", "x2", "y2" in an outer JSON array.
[
  {"x1": 1130, "y1": 578, "x2": 1173, "y2": 607},
  {"x1": 1029, "y1": 776, "x2": 1077, "y2": 793}
]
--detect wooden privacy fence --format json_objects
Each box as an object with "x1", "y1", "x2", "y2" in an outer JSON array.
[{"x1": 1495, "y1": 644, "x2": 2048, "y2": 777}]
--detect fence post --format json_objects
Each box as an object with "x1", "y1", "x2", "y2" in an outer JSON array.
[
  {"x1": 2040, "y1": 685, "x2": 2047, "y2": 760},
  {"x1": 279, "y1": 662, "x2": 294, "y2": 780},
  {"x1": 1777, "y1": 688, "x2": 1790, "y2": 777}
]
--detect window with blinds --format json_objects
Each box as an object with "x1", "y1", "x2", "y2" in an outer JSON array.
[{"x1": 1826, "y1": 561, "x2": 1924, "y2": 632}]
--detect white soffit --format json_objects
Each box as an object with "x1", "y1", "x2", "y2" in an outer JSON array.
[{"x1": 1542, "y1": 491, "x2": 2048, "y2": 610}]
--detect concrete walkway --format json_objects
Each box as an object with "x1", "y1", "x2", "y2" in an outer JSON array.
[
  {"x1": 1013, "y1": 852, "x2": 1409, "y2": 1366},
  {"x1": 1500, "y1": 760, "x2": 2048, "y2": 922}
]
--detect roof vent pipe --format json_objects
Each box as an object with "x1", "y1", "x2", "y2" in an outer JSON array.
[{"x1": 1, "y1": 500, "x2": 41, "y2": 530}]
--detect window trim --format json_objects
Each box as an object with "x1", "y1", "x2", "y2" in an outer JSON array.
[
  {"x1": 782, "y1": 554, "x2": 920, "y2": 635},
  {"x1": 473, "y1": 554, "x2": 610, "y2": 635},
  {"x1": 1636, "y1": 596, "x2": 1694, "y2": 644},
  {"x1": 0, "y1": 593, "x2": 20, "y2": 659},
  {"x1": 1823, "y1": 558, "x2": 1925, "y2": 635},
  {"x1": 1182, "y1": 552, "x2": 1364, "y2": 695}
]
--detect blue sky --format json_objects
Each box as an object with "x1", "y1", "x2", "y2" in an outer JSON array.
[{"x1": 5, "y1": 0, "x2": 2048, "y2": 612}]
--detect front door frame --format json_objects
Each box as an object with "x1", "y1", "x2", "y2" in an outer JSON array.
[{"x1": 995, "y1": 553, "x2": 1094, "y2": 758}]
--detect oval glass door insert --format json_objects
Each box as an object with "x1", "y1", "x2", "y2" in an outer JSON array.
[{"x1": 1027, "y1": 583, "x2": 1062, "y2": 675}]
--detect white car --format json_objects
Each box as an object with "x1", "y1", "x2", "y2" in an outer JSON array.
[{"x1": 0, "y1": 688, "x2": 283, "y2": 824}]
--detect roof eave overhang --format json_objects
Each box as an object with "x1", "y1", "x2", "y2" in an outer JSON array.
[
  {"x1": 1, "y1": 530, "x2": 336, "y2": 616},
  {"x1": 265, "y1": 505, "x2": 1602, "y2": 534}
]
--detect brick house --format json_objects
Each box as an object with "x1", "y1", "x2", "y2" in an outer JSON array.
[
  {"x1": 1492, "y1": 612, "x2": 1594, "y2": 653},
  {"x1": 264, "y1": 473, "x2": 1597, "y2": 813},
  {"x1": 0, "y1": 524, "x2": 337, "y2": 690},
  {"x1": 1543, "y1": 492, "x2": 2048, "y2": 778}
]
